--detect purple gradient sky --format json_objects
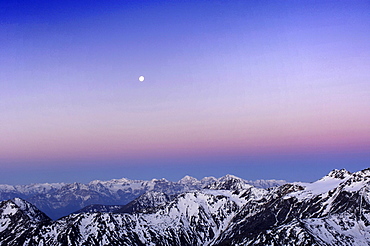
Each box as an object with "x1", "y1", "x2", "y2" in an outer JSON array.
[{"x1": 1, "y1": 1, "x2": 369, "y2": 184}]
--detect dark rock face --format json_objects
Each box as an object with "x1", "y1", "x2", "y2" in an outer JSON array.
[
  {"x1": 0, "y1": 168, "x2": 369, "y2": 245},
  {"x1": 0, "y1": 198, "x2": 51, "y2": 246},
  {"x1": 325, "y1": 168, "x2": 352, "y2": 179},
  {"x1": 114, "y1": 191, "x2": 173, "y2": 214}
]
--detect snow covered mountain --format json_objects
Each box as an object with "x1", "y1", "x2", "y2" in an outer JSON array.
[
  {"x1": 0, "y1": 198, "x2": 51, "y2": 245},
  {"x1": 72, "y1": 204, "x2": 125, "y2": 214},
  {"x1": 214, "y1": 168, "x2": 370, "y2": 245},
  {"x1": 114, "y1": 191, "x2": 173, "y2": 214},
  {"x1": 0, "y1": 175, "x2": 284, "y2": 219},
  {"x1": 0, "y1": 168, "x2": 369, "y2": 245},
  {"x1": 0, "y1": 182, "x2": 66, "y2": 201},
  {"x1": 245, "y1": 179, "x2": 287, "y2": 189}
]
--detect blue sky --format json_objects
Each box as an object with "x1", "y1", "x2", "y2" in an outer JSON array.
[{"x1": 1, "y1": 0, "x2": 369, "y2": 184}]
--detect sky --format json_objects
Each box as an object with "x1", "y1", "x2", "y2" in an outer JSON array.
[{"x1": 1, "y1": 0, "x2": 369, "y2": 185}]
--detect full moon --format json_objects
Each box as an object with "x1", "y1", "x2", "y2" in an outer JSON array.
[{"x1": 138, "y1": 76, "x2": 145, "y2": 82}]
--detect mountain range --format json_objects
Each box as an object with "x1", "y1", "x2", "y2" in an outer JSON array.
[
  {"x1": 1, "y1": 168, "x2": 369, "y2": 245},
  {"x1": 0, "y1": 174, "x2": 286, "y2": 220}
]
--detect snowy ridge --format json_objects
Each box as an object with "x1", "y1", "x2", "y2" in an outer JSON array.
[
  {"x1": 115, "y1": 191, "x2": 173, "y2": 214},
  {"x1": 2, "y1": 168, "x2": 369, "y2": 245},
  {"x1": 245, "y1": 179, "x2": 287, "y2": 189},
  {"x1": 0, "y1": 174, "x2": 283, "y2": 219},
  {"x1": 0, "y1": 188, "x2": 261, "y2": 245},
  {"x1": 72, "y1": 204, "x2": 125, "y2": 214},
  {"x1": 205, "y1": 174, "x2": 254, "y2": 190},
  {"x1": 213, "y1": 168, "x2": 370, "y2": 245}
]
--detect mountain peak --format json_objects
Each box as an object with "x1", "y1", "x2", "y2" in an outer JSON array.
[
  {"x1": 205, "y1": 174, "x2": 252, "y2": 190},
  {"x1": 4, "y1": 198, "x2": 51, "y2": 222},
  {"x1": 115, "y1": 191, "x2": 171, "y2": 214},
  {"x1": 219, "y1": 174, "x2": 242, "y2": 181},
  {"x1": 326, "y1": 169, "x2": 352, "y2": 180},
  {"x1": 246, "y1": 179, "x2": 287, "y2": 189},
  {"x1": 11, "y1": 197, "x2": 29, "y2": 208},
  {"x1": 178, "y1": 175, "x2": 199, "y2": 184},
  {"x1": 354, "y1": 168, "x2": 370, "y2": 176},
  {"x1": 200, "y1": 176, "x2": 217, "y2": 183}
]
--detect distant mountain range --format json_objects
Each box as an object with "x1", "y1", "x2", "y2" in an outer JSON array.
[
  {"x1": 1, "y1": 168, "x2": 369, "y2": 245},
  {"x1": 0, "y1": 174, "x2": 286, "y2": 219}
]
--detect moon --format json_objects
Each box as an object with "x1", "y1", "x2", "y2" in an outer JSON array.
[{"x1": 138, "y1": 75, "x2": 145, "y2": 82}]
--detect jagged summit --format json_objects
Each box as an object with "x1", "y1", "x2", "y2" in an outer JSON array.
[
  {"x1": 325, "y1": 168, "x2": 352, "y2": 179},
  {"x1": 115, "y1": 191, "x2": 171, "y2": 214},
  {"x1": 205, "y1": 174, "x2": 252, "y2": 190},
  {"x1": 200, "y1": 176, "x2": 217, "y2": 183},
  {"x1": 11, "y1": 197, "x2": 32, "y2": 209},
  {"x1": 1, "y1": 198, "x2": 51, "y2": 223},
  {"x1": 178, "y1": 175, "x2": 199, "y2": 184},
  {"x1": 338, "y1": 167, "x2": 370, "y2": 191},
  {"x1": 219, "y1": 174, "x2": 242, "y2": 181},
  {"x1": 352, "y1": 167, "x2": 370, "y2": 178},
  {"x1": 89, "y1": 177, "x2": 132, "y2": 185},
  {"x1": 246, "y1": 179, "x2": 287, "y2": 189}
]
